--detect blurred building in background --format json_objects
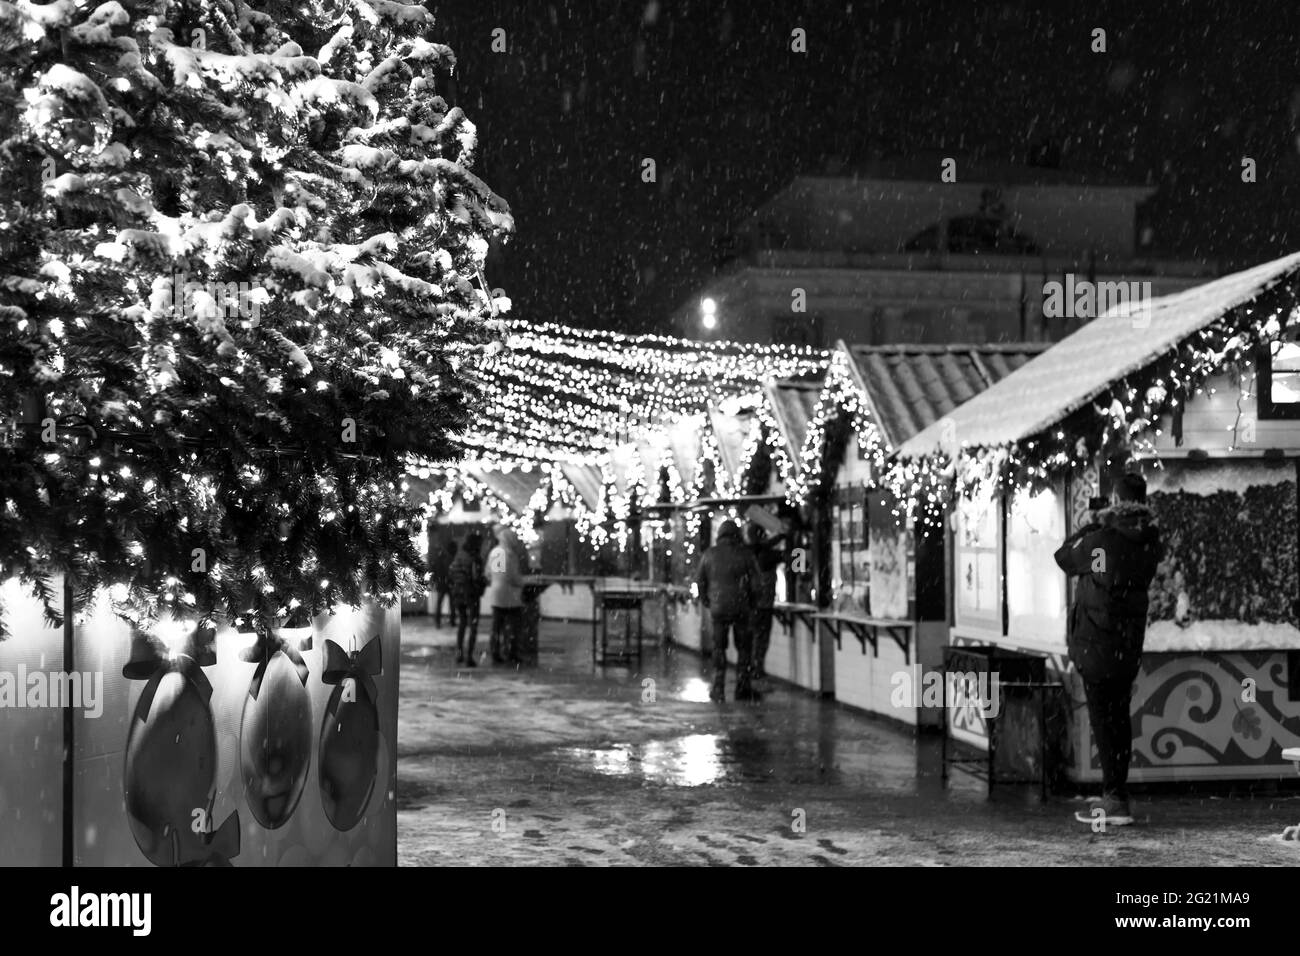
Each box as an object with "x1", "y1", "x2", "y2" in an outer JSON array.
[{"x1": 673, "y1": 159, "x2": 1217, "y2": 347}]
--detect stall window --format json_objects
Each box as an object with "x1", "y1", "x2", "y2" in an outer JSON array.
[
  {"x1": 955, "y1": 489, "x2": 1000, "y2": 628},
  {"x1": 1006, "y1": 486, "x2": 1067, "y2": 643},
  {"x1": 832, "y1": 484, "x2": 870, "y2": 615},
  {"x1": 1259, "y1": 331, "x2": 1300, "y2": 420}
]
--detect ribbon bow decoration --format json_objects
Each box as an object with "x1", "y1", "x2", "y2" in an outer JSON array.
[
  {"x1": 173, "y1": 809, "x2": 241, "y2": 868},
  {"x1": 239, "y1": 626, "x2": 313, "y2": 699},
  {"x1": 321, "y1": 635, "x2": 383, "y2": 703},
  {"x1": 122, "y1": 625, "x2": 217, "y2": 719}
]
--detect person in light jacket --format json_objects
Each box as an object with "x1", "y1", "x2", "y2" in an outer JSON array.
[{"x1": 486, "y1": 525, "x2": 526, "y2": 664}]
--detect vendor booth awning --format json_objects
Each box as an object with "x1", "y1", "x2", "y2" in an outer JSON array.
[
  {"x1": 765, "y1": 377, "x2": 823, "y2": 470},
  {"x1": 558, "y1": 463, "x2": 603, "y2": 510},
  {"x1": 899, "y1": 251, "x2": 1300, "y2": 457},
  {"x1": 473, "y1": 468, "x2": 545, "y2": 513},
  {"x1": 710, "y1": 403, "x2": 758, "y2": 488},
  {"x1": 666, "y1": 416, "x2": 704, "y2": 492}
]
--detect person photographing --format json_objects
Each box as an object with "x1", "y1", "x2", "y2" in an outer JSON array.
[
  {"x1": 745, "y1": 521, "x2": 789, "y2": 681},
  {"x1": 1053, "y1": 472, "x2": 1162, "y2": 828}
]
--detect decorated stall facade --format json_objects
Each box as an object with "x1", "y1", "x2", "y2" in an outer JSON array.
[
  {"x1": 663, "y1": 401, "x2": 755, "y2": 657},
  {"x1": 798, "y1": 342, "x2": 1046, "y2": 726},
  {"x1": 892, "y1": 252, "x2": 1300, "y2": 782},
  {"x1": 401, "y1": 322, "x2": 829, "y2": 665},
  {"x1": 730, "y1": 377, "x2": 825, "y2": 692}
]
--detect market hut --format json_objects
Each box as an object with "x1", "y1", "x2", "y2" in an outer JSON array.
[
  {"x1": 407, "y1": 460, "x2": 612, "y2": 623},
  {"x1": 892, "y1": 251, "x2": 1300, "y2": 781},
  {"x1": 796, "y1": 341, "x2": 1047, "y2": 725}
]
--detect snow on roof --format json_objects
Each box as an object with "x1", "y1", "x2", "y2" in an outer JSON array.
[{"x1": 898, "y1": 251, "x2": 1300, "y2": 458}]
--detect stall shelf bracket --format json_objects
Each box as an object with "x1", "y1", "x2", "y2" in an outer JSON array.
[
  {"x1": 814, "y1": 613, "x2": 913, "y2": 665},
  {"x1": 773, "y1": 602, "x2": 818, "y2": 637}
]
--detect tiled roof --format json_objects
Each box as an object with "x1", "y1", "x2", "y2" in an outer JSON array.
[
  {"x1": 899, "y1": 251, "x2": 1300, "y2": 457},
  {"x1": 844, "y1": 342, "x2": 1050, "y2": 449}
]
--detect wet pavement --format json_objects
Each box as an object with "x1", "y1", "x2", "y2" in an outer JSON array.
[{"x1": 397, "y1": 618, "x2": 1300, "y2": 866}]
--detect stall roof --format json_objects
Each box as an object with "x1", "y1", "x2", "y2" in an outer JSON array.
[
  {"x1": 765, "y1": 376, "x2": 824, "y2": 464},
  {"x1": 843, "y1": 342, "x2": 1049, "y2": 449},
  {"x1": 710, "y1": 404, "x2": 756, "y2": 486},
  {"x1": 667, "y1": 416, "x2": 703, "y2": 490},
  {"x1": 474, "y1": 468, "x2": 545, "y2": 513},
  {"x1": 558, "y1": 463, "x2": 603, "y2": 510},
  {"x1": 898, "y1": 251, "x2": 1300, "y2": 457}
]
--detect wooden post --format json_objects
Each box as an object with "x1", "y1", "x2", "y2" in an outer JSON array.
[
  {"x1": 61, "y1": 575, "x2": 74, "y2": 867},
  {"x1": 813, "y1": 489, "x2": 835, "y2": 696}
]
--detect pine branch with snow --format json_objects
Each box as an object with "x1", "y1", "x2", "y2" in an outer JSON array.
[{"x1": 0, "y1": 0, "x2": 512, "y2": 634}]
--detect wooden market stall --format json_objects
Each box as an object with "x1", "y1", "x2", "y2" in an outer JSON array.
[
  {"x1": 658, "y1": 395, "x2": 808, "y2": 663},
  {"x1": 797, "y1": 342, "x2": 1047, "y2": 726},
  {"x1": 893, "y1": 251, "x2": 1300, "y2": 782}
]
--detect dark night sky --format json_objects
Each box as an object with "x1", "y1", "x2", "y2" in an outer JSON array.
[{"x1": 436, "y1": 0, "x2": 1300, "y2": 333}]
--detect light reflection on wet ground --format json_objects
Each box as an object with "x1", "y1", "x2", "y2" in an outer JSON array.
[
  {"x1": 559, "y1": 734, "x2": 728, "y2": 787},
  {"x1": 397, "y1": 617, "x2": 1300, "y2": 866}
]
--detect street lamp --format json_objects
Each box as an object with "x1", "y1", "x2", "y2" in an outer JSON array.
[{"x1": 700, "y1": 296, "x2": 718, "y2": 330}]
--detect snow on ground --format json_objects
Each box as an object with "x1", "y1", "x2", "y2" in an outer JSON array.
[{"x1": 397, "y1": 618, "x2": 1300, "y2": 866}]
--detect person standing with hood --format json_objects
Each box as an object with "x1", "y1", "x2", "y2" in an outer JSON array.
[
  {"x1": 447, "y1": 533, "x2": 485, "y2": 666},
  {"x1": 695, "y1": 519, "x2": 763, "y2": 701},
  {"x1": 486, "y1": 525, "x2": 526, "y2": 664},
  {"x1": 745, "y1": 522, "x2": 789, "y2": 681},
  {"x1": 427, "y1": 538, "x2": 454, "y2": 628},
  {"x1": 1053, "y1": 472, "x2": 1163, "y2": 828}
]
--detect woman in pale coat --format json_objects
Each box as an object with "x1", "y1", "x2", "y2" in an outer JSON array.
[{"x1": 486, "y1": 525, "x2": 526, "y2": 663}]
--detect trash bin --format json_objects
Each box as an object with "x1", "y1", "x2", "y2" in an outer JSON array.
[{"x1": 941, "y1": 644, "x2": 1059, "y2": 798}]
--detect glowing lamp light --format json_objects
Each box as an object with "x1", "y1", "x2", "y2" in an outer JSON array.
[
  {"x1": 151, "y1": 615, "x2": 193, "y2": 659},
  {"x1": 700, "y1": 297, "x2": 718, "y2": 330}
]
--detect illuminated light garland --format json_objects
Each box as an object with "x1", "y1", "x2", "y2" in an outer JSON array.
[
  {"x1": 406, "y1": 326, "x2": 829, "y2": 561},
  {"x1": 882, "y1": 297, "x2": 1300, "y2": 527},
  {"x1": 456, "y1": 322, "x2": 828, "y2": 462},
  {"x1": 787, "y1": 349, "x2": 888, "y2": 506},
  {"x1": 751, "y1": 397, "x2": 798, "y2": 495},
  {"x1": 735, "y1": 413, "x2": 766, "y2": 493}
]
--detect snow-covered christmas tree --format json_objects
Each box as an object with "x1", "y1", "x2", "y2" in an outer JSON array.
[{"x1": 0, "y1": 0, "x2": 513, "y2": 634}]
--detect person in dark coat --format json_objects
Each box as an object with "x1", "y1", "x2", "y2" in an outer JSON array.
[
  {"x1": 1053, "y1": 472, "x2": 1163, "y2": 827},
  {"x1": 427, "y1": 538, "x2": 454, "y2": 628},
  {"x1": 447, "y1": 534, "x2": 485, "y2": 666},
  {"x1": 746, "y1": 522, "x2": 788, "y2": 680},
  {"x1": 695, "y1": 519, "x2": 763, "y2": 701}
]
